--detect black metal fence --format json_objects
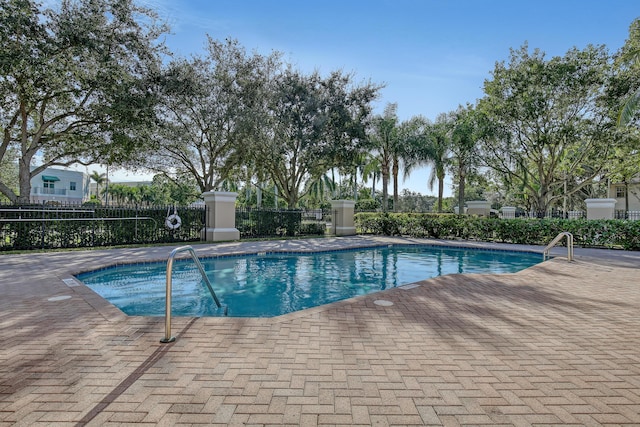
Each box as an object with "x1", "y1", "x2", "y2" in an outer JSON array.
[
  {"x1": 0, "y1": 204, "x2": 332, "y2": 251},
  {"x1": 236, "y1": 207, "x2": 330, "y2": 239},
  {"x1": 615, "y1": 210, "x2": 640, "y2": 220},
  {"x1": 0, "y1": 204, "x2": 205, "y2": 251}
]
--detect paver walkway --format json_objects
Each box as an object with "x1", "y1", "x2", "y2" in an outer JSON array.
[{"x1": 1, "y1": 237, "x2": 639, "y2": 426}]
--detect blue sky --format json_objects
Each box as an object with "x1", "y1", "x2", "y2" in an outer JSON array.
[
  {"x1": 102, "y1": 1, "x2": 640, "y2": 195},
  {"x1": 149, "y1": 0, "x2": 637, "y2": 120}
]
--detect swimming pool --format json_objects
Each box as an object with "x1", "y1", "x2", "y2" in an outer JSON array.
[{"x1": 76, "y1": 245, "x2": 543, "y2": 317}]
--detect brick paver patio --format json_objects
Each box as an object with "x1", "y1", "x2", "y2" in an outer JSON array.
[{"x1": 1, "y1": 236, "x2": 639, "y2": 426}]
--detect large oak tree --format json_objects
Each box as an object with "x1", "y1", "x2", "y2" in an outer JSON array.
[
  {"x1": 478, "y1": 44, "x2": 614, "y2": 214},
  {"x1": 0, "y1": 0, "x2": 165, "y2": 203},
  {"x1": 252, "y1": 68, "x2": 380, "y2": 208},
  {"x1": 147, "y1": 38, "x2": 281, "y2": 193}
]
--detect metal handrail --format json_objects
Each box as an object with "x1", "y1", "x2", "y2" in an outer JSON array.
[
  {"x1": 543, "y1": 232, "x2": 574, "y2": 262},
  {"x1": 0, "y1": 217, "x2": 153, "y2": 222},
  {"x1": 0, "y1": 208, "x2": 96, "y2": 213},
  {"x1": 161, "y1": 245, "x2": 224, "y2": 343}
]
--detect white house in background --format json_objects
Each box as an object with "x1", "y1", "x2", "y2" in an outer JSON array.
[
  {"x1": 609, "y1": 177, "x2": 640, "y2": 213},
  {"x1": 30, "y1": 167, "x2": 91, "y2": 204}
]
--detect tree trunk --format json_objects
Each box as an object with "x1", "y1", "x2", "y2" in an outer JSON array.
[
  {"x1": 326, "y1": 168, "x2": 335, "y2": 198},
  {"x1": 381, "y1": 170, "x2": 389, "y2": 213},
  {"x1": 286, "y1": 186, "x2": 297, "y2": 209},
  {"x1": 437, "y1": 177, "x2": 444, "y2": 213},
  {"x1": 274, "y1": 184, "x2": 278, "y2": 209},
  {"x1": 15, "y1": 159, "x2": 33, "y2": 247},
  {"x1": 534, "y1": 193, "x2": 548, "y2": 218},
  {"x1": 353, "y1": 166, "x2": 358, "y2": 201},
  {"x1": 458, "y1": 169, "x2": 466, "y2": 216},
  {"x1": 392, "y1": 158, "x2": 399, "y2": 212},
  {"x1": 371, "y1": 176, "x2": 376, "y2": 199},
  {"x1": 17, "y1": 157, "x2": 32, "y2": 204}
]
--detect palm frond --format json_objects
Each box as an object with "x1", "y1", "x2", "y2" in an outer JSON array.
[{"x1": 618, "y1": 87, "x2": 640, "y2": 126}]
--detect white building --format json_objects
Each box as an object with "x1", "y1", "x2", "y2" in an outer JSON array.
[
  {"x1": 609, "y1": 178, "x2": 640, "y2": 212},
  {"x1": 30, "y1": 167, "x2": 91, "y2": 204}
]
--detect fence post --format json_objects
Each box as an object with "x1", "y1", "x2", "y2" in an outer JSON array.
[
  {"x1": 466, "y1": 200, "x2": 491, "y2": 216},
  {"x1": 329, "y1": 200, "x2": 356, "y2": 236},
  {"x1": 585, "y1": 198, "x2": 616, "y2": 220},
  {"x1": 201, "y1": 191, "x2": 240, "y2": 242}
]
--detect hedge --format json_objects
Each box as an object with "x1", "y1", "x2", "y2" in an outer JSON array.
[{"x1": 354, "y1": 212, "x2": 640, "y2": 250}]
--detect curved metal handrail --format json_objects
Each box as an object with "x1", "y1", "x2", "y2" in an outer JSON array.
[
  {"x1": 161, "y1": 245, "x2": 224, "y2": 343},
  {"x1": 543, "y1": 232, "x2": 574, "y2": 262}
]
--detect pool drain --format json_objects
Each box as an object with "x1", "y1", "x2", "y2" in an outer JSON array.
[
  {"x1": 47, "y1": 295, "x2": 72, "y2": 302},
  {"x1": 374, "y1": 299, "x2": 393, "y2": 307}
]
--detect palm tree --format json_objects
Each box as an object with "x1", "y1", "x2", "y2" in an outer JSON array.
[
  {"x1": 391, "y1": 151, "x2": 402, "y2": 211},
  {"x1": 385, "y1": 115, "x2": 416, "y2": 212},
  {"x1": 337, "y1": 151, "x2": 369, "y2": 202},
  {"x1": 368, "y1": 103, "x2": 400, "y2": 212},
  {"x1": 406, "y1": 114, "x2": 452, "y2": 212},
  {"x1": 361, "y1": 153, "x2": 381, "y2": 200},
  {"x1": 89, "y1": 171, "x2": 107, "y2": 200},
  {"x1": 127, "y1": 186, "x2": 142, "y2": 205},
  {"x1": 303, "y1": 173, "x2": 336, "y2": 208},
  {"x1": 425, "y1": 120, "x2": 451, "y2": 212},
  {"x1": 619, "y1": 88, "x2": 640, "y2": 126},
  {"x1": 450, "y1": 105, "x2": 481, "y2": 216}
]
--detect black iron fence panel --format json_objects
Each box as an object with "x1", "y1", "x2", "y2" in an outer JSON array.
[
  {"x1": 235, "y1": 207, "x2": 329, "y2": 239},
  {"x1": 0, "y1": 203, "x2": 205, "y2": 251},
  {"x1": 616, "y1": 210, "x2": 640, "y2": 220},
  {"x1": 0, "y1": 203, "x2": 334, "y2": 251}
]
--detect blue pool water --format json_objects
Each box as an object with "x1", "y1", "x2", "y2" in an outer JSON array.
[{"x1": 76, "y1": 245, "x2": 542, "y2": 317}]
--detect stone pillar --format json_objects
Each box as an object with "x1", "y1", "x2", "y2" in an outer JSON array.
[
  {"x1": 201, "y1": 191, "x2": 240, "y2": 242},
  {"x1": 585, "y1": 198, "x2": 616, "y2": 220},
  {"x1": 330, "y1": 200, "x2": 356, "y2": 236},
  {"x1": 501, "y1": 206, "x2": 516, "y2": 219},
  {"x1": 466, "y1": 200, "x2": 491, "y2": 216},
  {"x1": 453, "y1": 206, "x2": 468, "y2": 215}
]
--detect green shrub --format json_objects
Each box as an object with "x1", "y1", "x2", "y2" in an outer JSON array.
[
  {"x1": 300, "y1": 221, "x2": 326, "y2": 235},
  {"x1": 354, "y1": 213, "x2": 640, "y2": 250},
  {"x1": 355, "y1": 198, "x2": 380, "y2": 211},
  {"x1": 247, "y1": 209, "x2": 302, "y2": 237}
]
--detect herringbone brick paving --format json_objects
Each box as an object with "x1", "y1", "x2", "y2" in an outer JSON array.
[{"x1": 1, "y1": 237, "x2": 639, "y2": 426}]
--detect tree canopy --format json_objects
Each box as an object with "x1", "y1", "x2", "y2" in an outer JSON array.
[
  {"x1": 0, "y1": 0, "x2": 165, "y2": 202},
  {"x1": 1, "y1": 0, "x2": 637, "y2": 212},
  {"x1": 478, "y1": 44, "x2": 614, "y2": 214},
  {"x1": 141, "y1": 38, "x2": 281, "y2": 194},
  {"x1": 250, "y1": 68, "x2": 380, "y2": 208},
  {"x1": 617, "y1": 18, "x2": 640, "y2": 126}
]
